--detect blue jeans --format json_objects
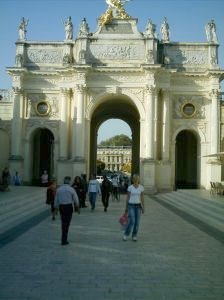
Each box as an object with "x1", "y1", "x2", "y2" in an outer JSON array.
[
  {"x1": 89, "y1": 192, "x2": 97, "y2": 209},
  {"x1": 124, "y1": 204, "x2": 141, "y2": 237}
]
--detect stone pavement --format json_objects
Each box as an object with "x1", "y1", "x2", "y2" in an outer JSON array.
[{"x1": 0, "y1": 188, "x2": 224, "y2": 300}]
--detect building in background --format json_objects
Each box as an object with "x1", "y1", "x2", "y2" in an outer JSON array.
[{"x1": 97, "y1": 146, "x2": 132, "y2": 172}]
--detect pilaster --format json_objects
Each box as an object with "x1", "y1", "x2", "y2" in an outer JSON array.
[
  {"x1": 10, "y1": 87, "x2": 23, "y2": 160},
  {"x1": 59, "y1": 88, "x2": 70, "y2": 160},
  {"x1": 210, "y1": 89, "x2": 219, "y2": 154},
  {"x1": 144, "y1": 85, "x2": 155, "y2": 159},
  {"x1": 72, "y1": 84, "x2": 86, "y2": 163},
  {"x1": 162, "y1": 90, "x2": 171, "y2": 161}
]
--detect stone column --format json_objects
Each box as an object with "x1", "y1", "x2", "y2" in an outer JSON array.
[
  {"x1": 145, "y1": 85, "x2": 155, "y2": 159},
  {"x1": 11, "y1": 87, "x2": 23, "y2": 159},
  {"x1": 162, "y1": 91, "x2": 171, "y2": 160},
  {"x1": 210, "y1": 89, "x2": 219, "y2": 154},
  {"x1": 59, "y1": 88, "x2": 70, "y2": 160}
]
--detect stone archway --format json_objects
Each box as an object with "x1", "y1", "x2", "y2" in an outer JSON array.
[
  {"x1": 89, "y1": 95, "x2": 140, "y2": 176},
  {"x1": 31, "y1": 128, "x2": 54, "y2": 185},
  {"x1": 175, "y1": 130, "x2": 198, "y2": 189}
]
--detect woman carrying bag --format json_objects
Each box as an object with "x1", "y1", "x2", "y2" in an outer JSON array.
[{"x1": 122, "y1": 174, "x2": 144, "y2": 242}]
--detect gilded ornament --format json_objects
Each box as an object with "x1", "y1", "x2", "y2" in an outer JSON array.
[{"x1": 99, "y1": 0, "x2": 132, "y2": 26}]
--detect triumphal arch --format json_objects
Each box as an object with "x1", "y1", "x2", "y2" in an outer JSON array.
[{"x1": 1, "y1": 0, "x2": 224, "y2": 192}]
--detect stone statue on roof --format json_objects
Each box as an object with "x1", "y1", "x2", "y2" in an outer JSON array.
[
  {"x1": 144, "y1": 19, "x2": 157, "y2": 39},
  {"x1": 78, "y1": 18, "x2": 90, "y2": 38},
  {"x1": 18, "y1": 17, "x2": 29, "y2": 40},
  {"x1": 205, "y1": 20, "x2": 218, "y2": 43},
  {"x1": 63, "y1": 16, "x2": 73, "y2": 40},
  {"x1": 160, "y1": 17, "x2": 170, "y2": 42}
]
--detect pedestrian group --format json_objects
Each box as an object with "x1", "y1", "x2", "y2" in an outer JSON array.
[{"x1": 45, "y1": 173, "x2": 144, "y2": 246}]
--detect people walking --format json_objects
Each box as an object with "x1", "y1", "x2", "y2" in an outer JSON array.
[
  {"x1": 41, "y1": 170, "x2": 48, "y2": 187},
  {"x1": 88, "y1": 174, "x2": 101, "y2": 211},
  {"x1": 1, "y1": 167, "x2": 11, "y2": 191},
  {"x1": 111, "y1": 175, "x2": 119, "y2": 201},
  {"x1": 101, "y1": 175, "x2": 112, "y2": 212},
  {"x1": 81, "y1": 174, "x2": 88, "y2": 207},
  {"x1": 71, "y1": 176, "x2": 85, "y2": 208},
  {"x1": 12, "y1": 171, "x2": 21, "y2": 186},
  {"x1": 54, "y1": 176, "x2": 79, "y2": 245},
  {"x1": 46, "y1": 179, "x2": 57, "y2": 220},
  {"x1": 123, "y1": 174, "x2": 144, "y2": 242}
]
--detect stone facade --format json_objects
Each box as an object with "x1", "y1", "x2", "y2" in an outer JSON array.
[
  {"x1": 0, "y1": 4, "x2": 224, "y2": 193},
  {"x1": 97, "y1": 146, "x2": 131, "y2": 172}
]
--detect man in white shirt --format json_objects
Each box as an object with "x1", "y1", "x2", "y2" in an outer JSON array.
[{"x1": 54, "y1": 176, "x2": 79, "y2": 245}]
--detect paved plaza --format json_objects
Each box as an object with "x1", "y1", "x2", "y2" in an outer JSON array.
[{"x1": 0, "y1": 187, "x2": 224, "y2": 300}]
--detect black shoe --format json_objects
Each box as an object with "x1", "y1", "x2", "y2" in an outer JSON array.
[{"x1": 61, "y1": 241, "x2": 69, "y2": 245}]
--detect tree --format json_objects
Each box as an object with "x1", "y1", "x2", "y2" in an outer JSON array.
[
  {"x1": 121, "y1": 162, "x2": 132, "y2": 174},
  {"x1": 97, "y1": 159, "x2": 105, "y2": 174},
  {"x1": 99, "y1": 134, "x2": 132, "y2": 146}
]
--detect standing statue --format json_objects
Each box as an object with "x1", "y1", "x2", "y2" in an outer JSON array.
[
  {"x1": 19, "y1": 17, "x2": 29, "y2": 40},
  {"x1": 160, "y1": 17, "x2": 170, "y2": 42},
  {"x1": 63, "y1": 16, "x2": 73, "y2": 40},
  {"x1": 78, "y1": 18, "x2": 90, "y2": 38},
  {"x1": 205, "y1": 20, "x2": 218, "y2": 43},
  {"x1": 144, "y1": 19, "x2": 157, "y2": 38}
]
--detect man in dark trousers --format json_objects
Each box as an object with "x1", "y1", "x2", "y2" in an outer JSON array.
[
  {"x1": 54, "y1": 176, "x2": 79, "y2": 245},
  {"x1": 101, "y1": 175, "x2": 112, "y2": 212}
]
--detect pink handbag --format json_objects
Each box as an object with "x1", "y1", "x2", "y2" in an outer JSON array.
[{"x1": 119, "y1": 212, "x2": 128, "y2": 227}]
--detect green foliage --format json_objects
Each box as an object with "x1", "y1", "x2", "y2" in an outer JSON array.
[
  {"x1": 97, "y1": 159, "x2": 105, "y2": 174},
  {"x1": 99, "y1": 134, "x2": 132, "y2": 146},
  {"x1": 121, "y1": 162, "x2": 132, "y2": 174}
]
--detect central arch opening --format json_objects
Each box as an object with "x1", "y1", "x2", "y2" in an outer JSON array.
[
  {"x1": 97, "y1": 119, "x2": 132, "y2": 174},
  {"x1": 89, "y1": 95, "x2": 140, "y2": 176}
]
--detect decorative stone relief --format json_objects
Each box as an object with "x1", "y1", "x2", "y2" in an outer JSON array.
[
  {"x1": 26, "y1": 49, "x2": 63, "y2": 64},
  {"x1": 88, "y1": 73, "x2": 145, "y2": 83},
  {"x1": 25, "y1": 119, "x2": 59, "y2": 135},
  {"x1": 12, "y1": 76, "x2": 22, "y2": 88},
  {"x1": 173, "y1": 96, "x2": 206, "y2": 119},
  {"x1": 125, "y1": 88, "x2": 144, "y2": 103},
  {"x1": 145, "y1": 49, "x2": 154, "y2": 64},
  {"x1": 88, "y1": 44, "x2": 145, "y2": 60},
  {"x1": 198, "y1": 122, "x2": 207, "y2": 142},
  {"x1": 165, "y1": 49, "x2": 208, "y2": 65},
  {"x1": 27, "y1": 94, "x2": 59, "y2": 118},
  {"x1": 77, "y1": 72, "x2": 86, "y2": 81},
  {"x1": 15, "y1": 54, "x2": 23, "y2": 67}
]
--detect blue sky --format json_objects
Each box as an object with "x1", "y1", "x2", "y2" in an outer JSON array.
[{"x1": 0, "y1": 0, "x2": 224, "y2": 142}]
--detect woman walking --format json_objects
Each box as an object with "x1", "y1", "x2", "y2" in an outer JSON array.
[
  {"x1": 123, "y1": 174, "x2": 144, "y2": 242},
  {"x1": 46, "y1": 179, "x2": 57, "y2": 220},
  {"x1": 88, "y1": 174, "x2": 101, "y2": 211}
]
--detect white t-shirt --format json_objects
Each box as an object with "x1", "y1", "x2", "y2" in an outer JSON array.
[
  {"x1": 127, "y1": 184, "x2": 144, "y2": 204},
  {"x1": 88, "y1": 179, "x2": 101, "y2": 194}
]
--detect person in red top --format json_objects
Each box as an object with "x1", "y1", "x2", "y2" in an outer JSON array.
[{"x1": 46, "y1": 179, "x2": 57, "y2": 220}]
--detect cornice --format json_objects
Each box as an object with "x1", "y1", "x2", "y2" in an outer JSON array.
[{"x1": 91, "y1": 66, "x2": 142, "y2": 73}]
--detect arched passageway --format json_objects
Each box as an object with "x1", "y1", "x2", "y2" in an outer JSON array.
[
  {"x1": 175, "y1": 130, "x2": 198, "y2": 189},
  {"x1": 89, "y1": 95, "x2": 140, "y2": 176},
  {"x1": 32, "y1": 128, "x2": 54, "y2": 185}
]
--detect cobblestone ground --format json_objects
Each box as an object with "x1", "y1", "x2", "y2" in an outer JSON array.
[{"x1": 0, "y1": 193, "x2": 224, "y2": 300}]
